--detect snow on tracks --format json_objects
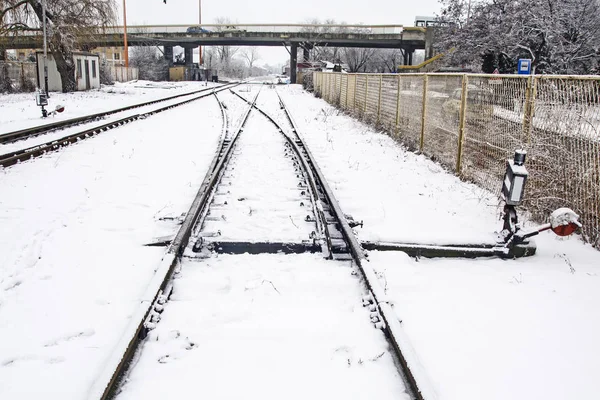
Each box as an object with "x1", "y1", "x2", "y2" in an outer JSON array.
[{"x1": 0, "y1": 93, "x2": 223, "y2": 399}]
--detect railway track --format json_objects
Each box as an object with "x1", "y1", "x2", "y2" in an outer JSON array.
[
  {"x1": 0, "y1": 83, "x2": 233, "y2": 145},
  {"x1": 86, "y1": 86, "x2": 435, "y2": 400},
  {"x1": 0, "y1": 82, "x2": 240, "y2": 168}
]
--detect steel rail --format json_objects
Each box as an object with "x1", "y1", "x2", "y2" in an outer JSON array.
[
  {"x1": 86, "y1": 88, "x2": 259, "y2": 400},
  {"x1": 0, "y1": 83, "x2": 233, "y2": 145},
  {"x1": 275, "y1": 92, "x2": 438, "y2": 400},
  {"x1": 0, "y1": 83, "x2": 240, "y2": 168},
  {"x1": 229, "y1": 89, "x2": 437, "y2": 398},
  {"x1": 228, "y1": 90, "x2": 332, "y2": 257}
]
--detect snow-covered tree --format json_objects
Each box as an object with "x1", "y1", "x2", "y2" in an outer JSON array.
[
  {"x1": 130, "y1": 47, "x2": 168, "y2": 81},
  {"x1": 436, "y1": 0, "x2": 600, "y2": 74}
]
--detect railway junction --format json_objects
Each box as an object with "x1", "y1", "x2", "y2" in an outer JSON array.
[{"x1": 0, "y1": 80, "x2": 598, "y2": 400}]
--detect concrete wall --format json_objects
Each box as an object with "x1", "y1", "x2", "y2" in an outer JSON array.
[
  {"x1": 36, "y1": 52, "x2": 100, "y2": 91},
  {"x1": 107, "y1": 65, "x2": 139, "y2": 82}
]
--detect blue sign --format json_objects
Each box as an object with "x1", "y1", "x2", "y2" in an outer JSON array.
[{"x1": 518, "y1": 59, "x2": 532, "y2": 75}]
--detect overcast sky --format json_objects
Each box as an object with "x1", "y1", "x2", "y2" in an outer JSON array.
[{"x1": 120, "y1": 0, "x2": 441, "y2": 66}]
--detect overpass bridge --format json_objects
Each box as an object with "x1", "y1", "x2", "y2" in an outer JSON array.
[{"x1": 0, "y1": 24, "x2": 431, "y2": 82}]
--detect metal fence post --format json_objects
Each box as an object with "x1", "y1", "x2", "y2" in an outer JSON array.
[
  {"x1": 338, "y1": 73, "x2": 342, "y2": 105},
  {"x1": 364, "y1": 75, "x2": 369, "y2": 117},
  {"x1": 419, "y1": 75, "x2": 429, "y2": 153},
  {"x1": 345, "y1": 74, "x2": 349, "y2": 109},
  {"x1": 395, "y1": 74, "x2": 402, "y2": 137},
  {"x1": 353, "y1": 75, "x2": 357, "y2": 112},
  {"x1": 456, "y1": 75, "x2": 469, "y2": 174},
  {"x1": 330, "y1": 73, "x2": 334, "y2": 102},
  {"x1": 522, "y1": 76, "x2": 537, "y2": 144},
  {"x1": 377, "y1": 75, "x2": 383, "y2": 124}
]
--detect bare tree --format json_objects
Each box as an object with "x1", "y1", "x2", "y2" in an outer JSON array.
[
  {"x1": 1, "y1": 0, "x2": 117, "y2": 92},
  {"x1": 342, "y1": 47, "x2": 376, "y2": 72},
  {"x1": 241, "y1": 46, "x2": 260, "y2": 71}
]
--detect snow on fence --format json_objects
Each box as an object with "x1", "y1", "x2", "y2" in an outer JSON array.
[
  {"x1": 314, "y1": 72, "x2": 600, "y2": 249},
  {"x1": 0, "y1": 61, "x2": 37, "y2": 92},
  {"x1": 107, "y1": 65, "x2": 139, "y2": 82}
]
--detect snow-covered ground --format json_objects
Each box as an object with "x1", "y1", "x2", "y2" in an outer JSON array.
[
  {"x1": 0, "y1": 80, "x2": 219, "y2": 134},
  {"x1": 0, "y1": 82, "x2": 598, "y2": 400},
  {"x1": 116, "y1": 254, "x2": 409, "y2": 400},
  {"x1": 0, "y1": 91, "x2": 223, "y2": 399},
  {"x1": 279, "y1": 85, "x2": 600, "y2": 400}
]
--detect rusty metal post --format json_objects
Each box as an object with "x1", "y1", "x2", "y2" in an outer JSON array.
[
  {"x1": 364, "y1": 75, "x2": 369, "y2": 117},
  {"x1": 419, "y1": 75, "x2": 428, "y2": 153},
  {"x1": 122, "y1": 0, "x2": 129, "y2": 68},
  {"x1": 377, "y1": 75, "x2": 383, "y2": 124},
  {"x1": 345, "y1": 74, "x2": 349, "y2": 108},
  {"x1": 522, "y1": 76, "x2": 537, "y2": 144},
  {"x1": 456, "y1": 75, "x2": 469, "y2": 174},
  {"x1": 353, "y1": 75, "x2": 357, "y2": 112},
  {"x1": 395, "y1": 74, "x2": 401, "y2": 137}
]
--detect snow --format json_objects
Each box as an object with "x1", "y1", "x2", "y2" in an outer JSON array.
[
  {"x1": 0, "y1": 82, "x2": 599, "y2": 400},
  {"x1": 115, "y1": 254, "x2": 409, "y2": 400},
  {"x1": 367, "y1": 244, "x2": 600, "y2": 400},
  {"x1": 0, "y1": 80, "x2": 219, "y2": 134},
  {"x1": 0, "y1": 89, "x2": 216, "y2": 155},
  {"x1": 0, "y1": 89, "x2": 223, "y2": 399},
  {"x1": 277, "y1": 84, "x2": 600, "y2": 399},
  {"x1": 200, "y1": 107, "x2": 315, "y2": 242}
]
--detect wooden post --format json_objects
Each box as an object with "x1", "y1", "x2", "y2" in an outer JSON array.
[
  {"x1": 456, "y1": 75, "x2": 469, "y2": 174},
  {"x1": 395, "y1": 74, "x2": 402, "y2": 137},
  {"x1": 419, "y1": 75, "x2": 429, "y2": 153}
]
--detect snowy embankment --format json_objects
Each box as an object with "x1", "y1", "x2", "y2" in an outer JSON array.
[
  {"x1": 0, "y1": 90, "x2": 222, "y2": 399},
  {"x1": 0, "y1": 80, "x2": 218, "y2": 134},
  {"x1": 279, "y1": 85, "x2": 600, "y2": 400}
]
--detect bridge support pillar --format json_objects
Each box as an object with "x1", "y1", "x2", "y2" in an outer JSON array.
[
  {"x1": 164, "y1": 45, "x2": 174, "y2": 67},
  {"x1": 303, "y1": 46, "x2": 309, "y2": 62},
  {"x1": 403, "y1": 49, "x2": 415, "y2": 66},
  {"x1": 184, "y1": 46, "x2": 194, "y2": 68},
  {"x1": 290, "y1": 42, "x2": 298, "y2": 84}
]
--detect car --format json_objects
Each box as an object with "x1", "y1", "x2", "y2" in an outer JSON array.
[
  {"x1": 187, "y1": 26, "x2": 210, "y2": 34},
  {"x1": 442, "y1": 86, "x2": 494, "y2": 123},
  {"x1": 222, "y1": 25, "x2": 246, "y2": 33}
]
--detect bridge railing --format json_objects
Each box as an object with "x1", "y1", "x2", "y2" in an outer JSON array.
[
  {"x1": 314, "y1": 71, "x2": 600, "y2": 249},
  {"x1": 4, "y1": 24, "x2": 406, "y2": 37}
]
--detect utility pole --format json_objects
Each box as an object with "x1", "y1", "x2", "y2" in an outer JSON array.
[
  {"x1": 198, "y1": 0, "x2": 202, "y2": 65},
  {"x1": 42, "y1": 0, "x2": 48, "y2": 95},
  {"x1": 123, "y1": 0, "x2": 129, "y2": 67}
]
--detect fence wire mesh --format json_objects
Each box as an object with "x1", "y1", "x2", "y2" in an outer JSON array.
[{"x1": 313, "y1": 71, "x2": 600, "y2": 249}]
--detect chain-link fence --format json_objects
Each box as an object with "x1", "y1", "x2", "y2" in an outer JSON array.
[
  {"x1": 0, "y1": 61, "x2": 37, "y2": 92},
  {"x1": 314, "y1": 72, "x2": 600, "y2": 249}
]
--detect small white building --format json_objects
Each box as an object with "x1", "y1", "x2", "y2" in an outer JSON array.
[{"x1": 36, "y1": 51, "x2": 100, "y2": 91}]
